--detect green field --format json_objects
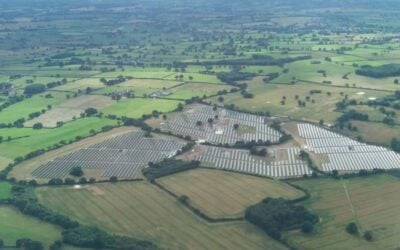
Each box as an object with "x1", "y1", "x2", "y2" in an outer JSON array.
[
  {"x1": 36, "y1": 181, "x2": 287, "y2": 250},
  {"x1": 208, "y1": 79, "x2": 386, "y2": 123},
  {"x1": 158, "y1": 168, "x2": 303, "y2": 218},
  {"x1": 0, "y1": 92, "x2": 66, "y2": 124},
  {"x1": 102, "y1": 98, "x2": 182, "y2": 118},
  {"x1": 0, "y1": 206, "x2": 61, "y2": 247},
  {"x1": 286, "y1": 175, "x2": 400, "y2": 249},
  {"x1": 0, "y1": 117, "x2": 118, "y2": 161}
]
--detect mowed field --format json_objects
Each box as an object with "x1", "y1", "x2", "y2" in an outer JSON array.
[
  {"x1": 286, "y1": 175, "x2": 400, "y2": 249},
  {"x1": 36, "y1": 181, "x2": 287, "y2": 250},
  {"x1": 157, "y1": 168, "x2": 304, "y2": 218},
  {"x1": 0, "y1": 206, "x2": 61, "y2": 247}
]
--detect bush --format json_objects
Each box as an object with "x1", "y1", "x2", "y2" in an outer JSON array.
[
  {"x1": 363, "y1": 230, "x2": 373, "y2": 241},
  {"x1": 69, "y1": 166, "x2": 83, "y2": 177},
  {"x1": 346, "y1": 222, "x2": 358, "y2": 235}
]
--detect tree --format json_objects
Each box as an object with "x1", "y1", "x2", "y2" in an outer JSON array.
[
  {"x1": 49, "y1": 240, "x2": 63, "y2": 250},
  {"x1": 84, "y1": 107, "x2": 98, "y2": 116},
  {"x1": 110, "y1": 176, "x2": 118, "y2": 183},
  {"x1": 33, "y1": 123, "x2": 43, "y2": 129},
  {"x1": 233, "y1": 123, "x2": 240, "y2": 130},
  {"x1": 363, "y1": 231, "x2": 373, "y2": 241},
  {"x1": 301, "y1": 221, "x2": 314, "y2": 234},
  {"x1": 196, "y1": 121, "x2": 203, "y2": 126},
  {"x1": 69, "y1": 166, "x2": 84, "y2": 177},
  {"x1": 346, "y1": 222, "x2": 358, "y2": 235}
]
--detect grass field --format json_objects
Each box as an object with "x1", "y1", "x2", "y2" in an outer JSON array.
[
  {"x1": 0, "y1": 206, "x2": 61, "y2": 247},
  {"x1": 102, "y1": 98, "x2": 182, "y2": 118},
  {"x1": 36, "y1": 181, "x2": 287, "y2": 250},
  {"x1": 0, "y1": 92, "x2": 66, "y2": 124},
  {"x1": 208, "y1": 79, "x2": 386, "y2": 123},
  {"x1": 157, "y1": 168, "x2": 304, "y2": 218},
  {"x1": 286, "y1": 175, "x2": 400, "y2": 249},
  {"x1": 342, "y1": 120, "x2": 400, "y2": 146},
  {"x1": 0, "y1": 117, "x2": 118, "y2": 161},
  {"x1": 168, "y1": 82, "x2": 230, "y2": 100}
]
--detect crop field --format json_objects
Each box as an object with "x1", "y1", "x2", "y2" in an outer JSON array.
[
  {"x1": 32, "y1": 131, "x2": 185, "y2": 179},
  {"x1": 188, "y1": 145, "x2": 312, "y2": 178},
  {"x1": 36, "y1": 181, "x2": 286, "y2": 250},
  {"x1": 157, "y1": 103, "x2": 282, "y2": 144},
  {"x1": 297, "y1": 123, "x2": 400, "y2": 172},
  {"x1": 0, "y1": 206, "x2": 61, "y2": 247},
  {"x1": 208, "y1": 80, "x2": 388, "y2": 124},
  {"x1": 25, "y1": 95, "x2": 114, "y2": 127},
  {"x1": 102, "y1": 98, "x2": 182, "y2": 118},
  {"x1": 157, "y1": 168, "x2": 304, "y2": 218},
  {"x1": 286, "y1": 175, "x2": 400, "y2": 249}
]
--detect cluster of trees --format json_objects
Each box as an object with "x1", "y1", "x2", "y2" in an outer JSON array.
[
  {"x1": 337, "y1": 110, "x2": 369, "y2": 124},
  {"x1": 24, "y1": 84, "x2": 46, "y2": 95},
  {"x1": 262, "y1": 72, "x2": 280, "y2": 83},
  {"x1": 143, "y1": 159, "x2": 200, "y2": 181},
  {"x1": 245, "y1": 198, "x2": 318, "y2": 240},
  {"x1": 249, "y1": 146, "x2": 267, "y2": 156},
  {"x1": 187, "y1": 55, "x2": 311, "y2": 67},
  {"x1": 100, "y1": 76, "x2": 129, "y2": 86},
  {"x1": 216, "y1": 71, "x2": 255, "y2": 84},
  {"x1": 391, "y1": 138, "x2": 400, "y2": 152},
  {"x1": 62, "y1": 226, "x2": 157, "y2": 249},
  {"x1": 355, "y1": 64, "x2": 400, "y2": 78}
]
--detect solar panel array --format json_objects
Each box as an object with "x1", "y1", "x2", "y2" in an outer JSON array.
[
  {"x1": 193, "y1": 146, "x2": 312, "y2": 178},
  {"x1": 164, "y1": 104, "x2": 282, "y2": 145},
  {"x1": 298, "y1": 123, "x2": 400, "y2": 172},
  {"x1": 32, "y1": 131, "x2": 185, "y2": 178}
]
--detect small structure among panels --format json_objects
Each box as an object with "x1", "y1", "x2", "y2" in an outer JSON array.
[
  {"x1": 298, "y1": 123, "x2": 400, "y2": 172},
  {"x1": 163, "y1": 104, "x2": 282, "y2": 145},
  {"x1": 193, "y1": 146, "x2": 312, "y2": 178},
  {"x1": 32, "y1": 131, "x2": 185, "y2": 179}
]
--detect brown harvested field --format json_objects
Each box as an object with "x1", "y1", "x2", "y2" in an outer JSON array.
[
  {"x1": 286, "y1": 175, "x2": 400, "y2": 250},
  {"x1": 157, "y1": 168, "x2": 304, "y2": 218},
  {"x1": 9, "y1": 126, "x2": 138, "y2": 183},
  {"x1": 25, "y1": 95, "x2": 114, "y2": 128},
  {"x1": 37, "y1": 181, "x2": 287, "y2": 250}
]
